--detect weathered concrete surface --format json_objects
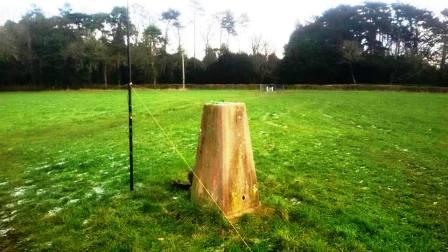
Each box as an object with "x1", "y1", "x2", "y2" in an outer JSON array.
[{"x1": 191, "y1": 102, "x2": 260, "y2": 219}]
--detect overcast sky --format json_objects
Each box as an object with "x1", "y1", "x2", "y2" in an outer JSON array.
[{"x1": 0, "y1": 0, "x2": 446, "y2": 58}]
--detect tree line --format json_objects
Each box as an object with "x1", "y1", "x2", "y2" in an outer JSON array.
[
  {"x1": 0, "y1": 2, "x2": 447, "y2": 88},
  {"x1": 280, "y1": 3, "x2": 448, "y2": 85}
]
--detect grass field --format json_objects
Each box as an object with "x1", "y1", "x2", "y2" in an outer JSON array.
[{"x1": 0, "y1": 89, "x2": 447, "y2": 251}]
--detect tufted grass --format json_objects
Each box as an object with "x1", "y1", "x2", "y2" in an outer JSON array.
[{"x1": 0, "y1": 89, "x2": 447, "y2": 251}]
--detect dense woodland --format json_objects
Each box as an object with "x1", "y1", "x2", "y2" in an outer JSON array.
[{"x1": 0, "y1": 2, "x2": 448, "y2": 88}]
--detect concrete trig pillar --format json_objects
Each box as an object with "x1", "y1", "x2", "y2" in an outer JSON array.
[{"x1": 191, "y1": 102, "x2": 260, "y2": 219}]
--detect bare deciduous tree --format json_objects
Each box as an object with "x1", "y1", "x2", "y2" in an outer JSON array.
[
  {"x1": 342, "y1": 40, "x2": 362, "y2": 84},
  {"x1": 250, "y1": 35, "x2": 262, "y2": 55},
  {"x1": 190, "y1": 0, "x2": 204, "y2": 59}
]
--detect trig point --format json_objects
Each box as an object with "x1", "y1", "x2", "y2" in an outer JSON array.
[{"x1": 191, "y1": 102, "x2": 260, "y2": 219}]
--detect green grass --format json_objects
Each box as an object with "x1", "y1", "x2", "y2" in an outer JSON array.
[{"x1": 0, "y1": 89, "x2": 447, "y2": 251}]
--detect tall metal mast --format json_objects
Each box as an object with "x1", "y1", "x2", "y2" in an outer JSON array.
[{"x1": 126, "y1": 0, "x2": 134, "y2": 191}]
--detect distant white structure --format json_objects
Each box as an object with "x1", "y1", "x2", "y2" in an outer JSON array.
[{"x1": 260, "y1": 84, "x2": 278, "y2": 92}]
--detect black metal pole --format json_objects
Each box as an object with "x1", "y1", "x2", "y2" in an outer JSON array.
[{"x1": 126, "y1": 0, "x2": 134, "y2": 191}]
